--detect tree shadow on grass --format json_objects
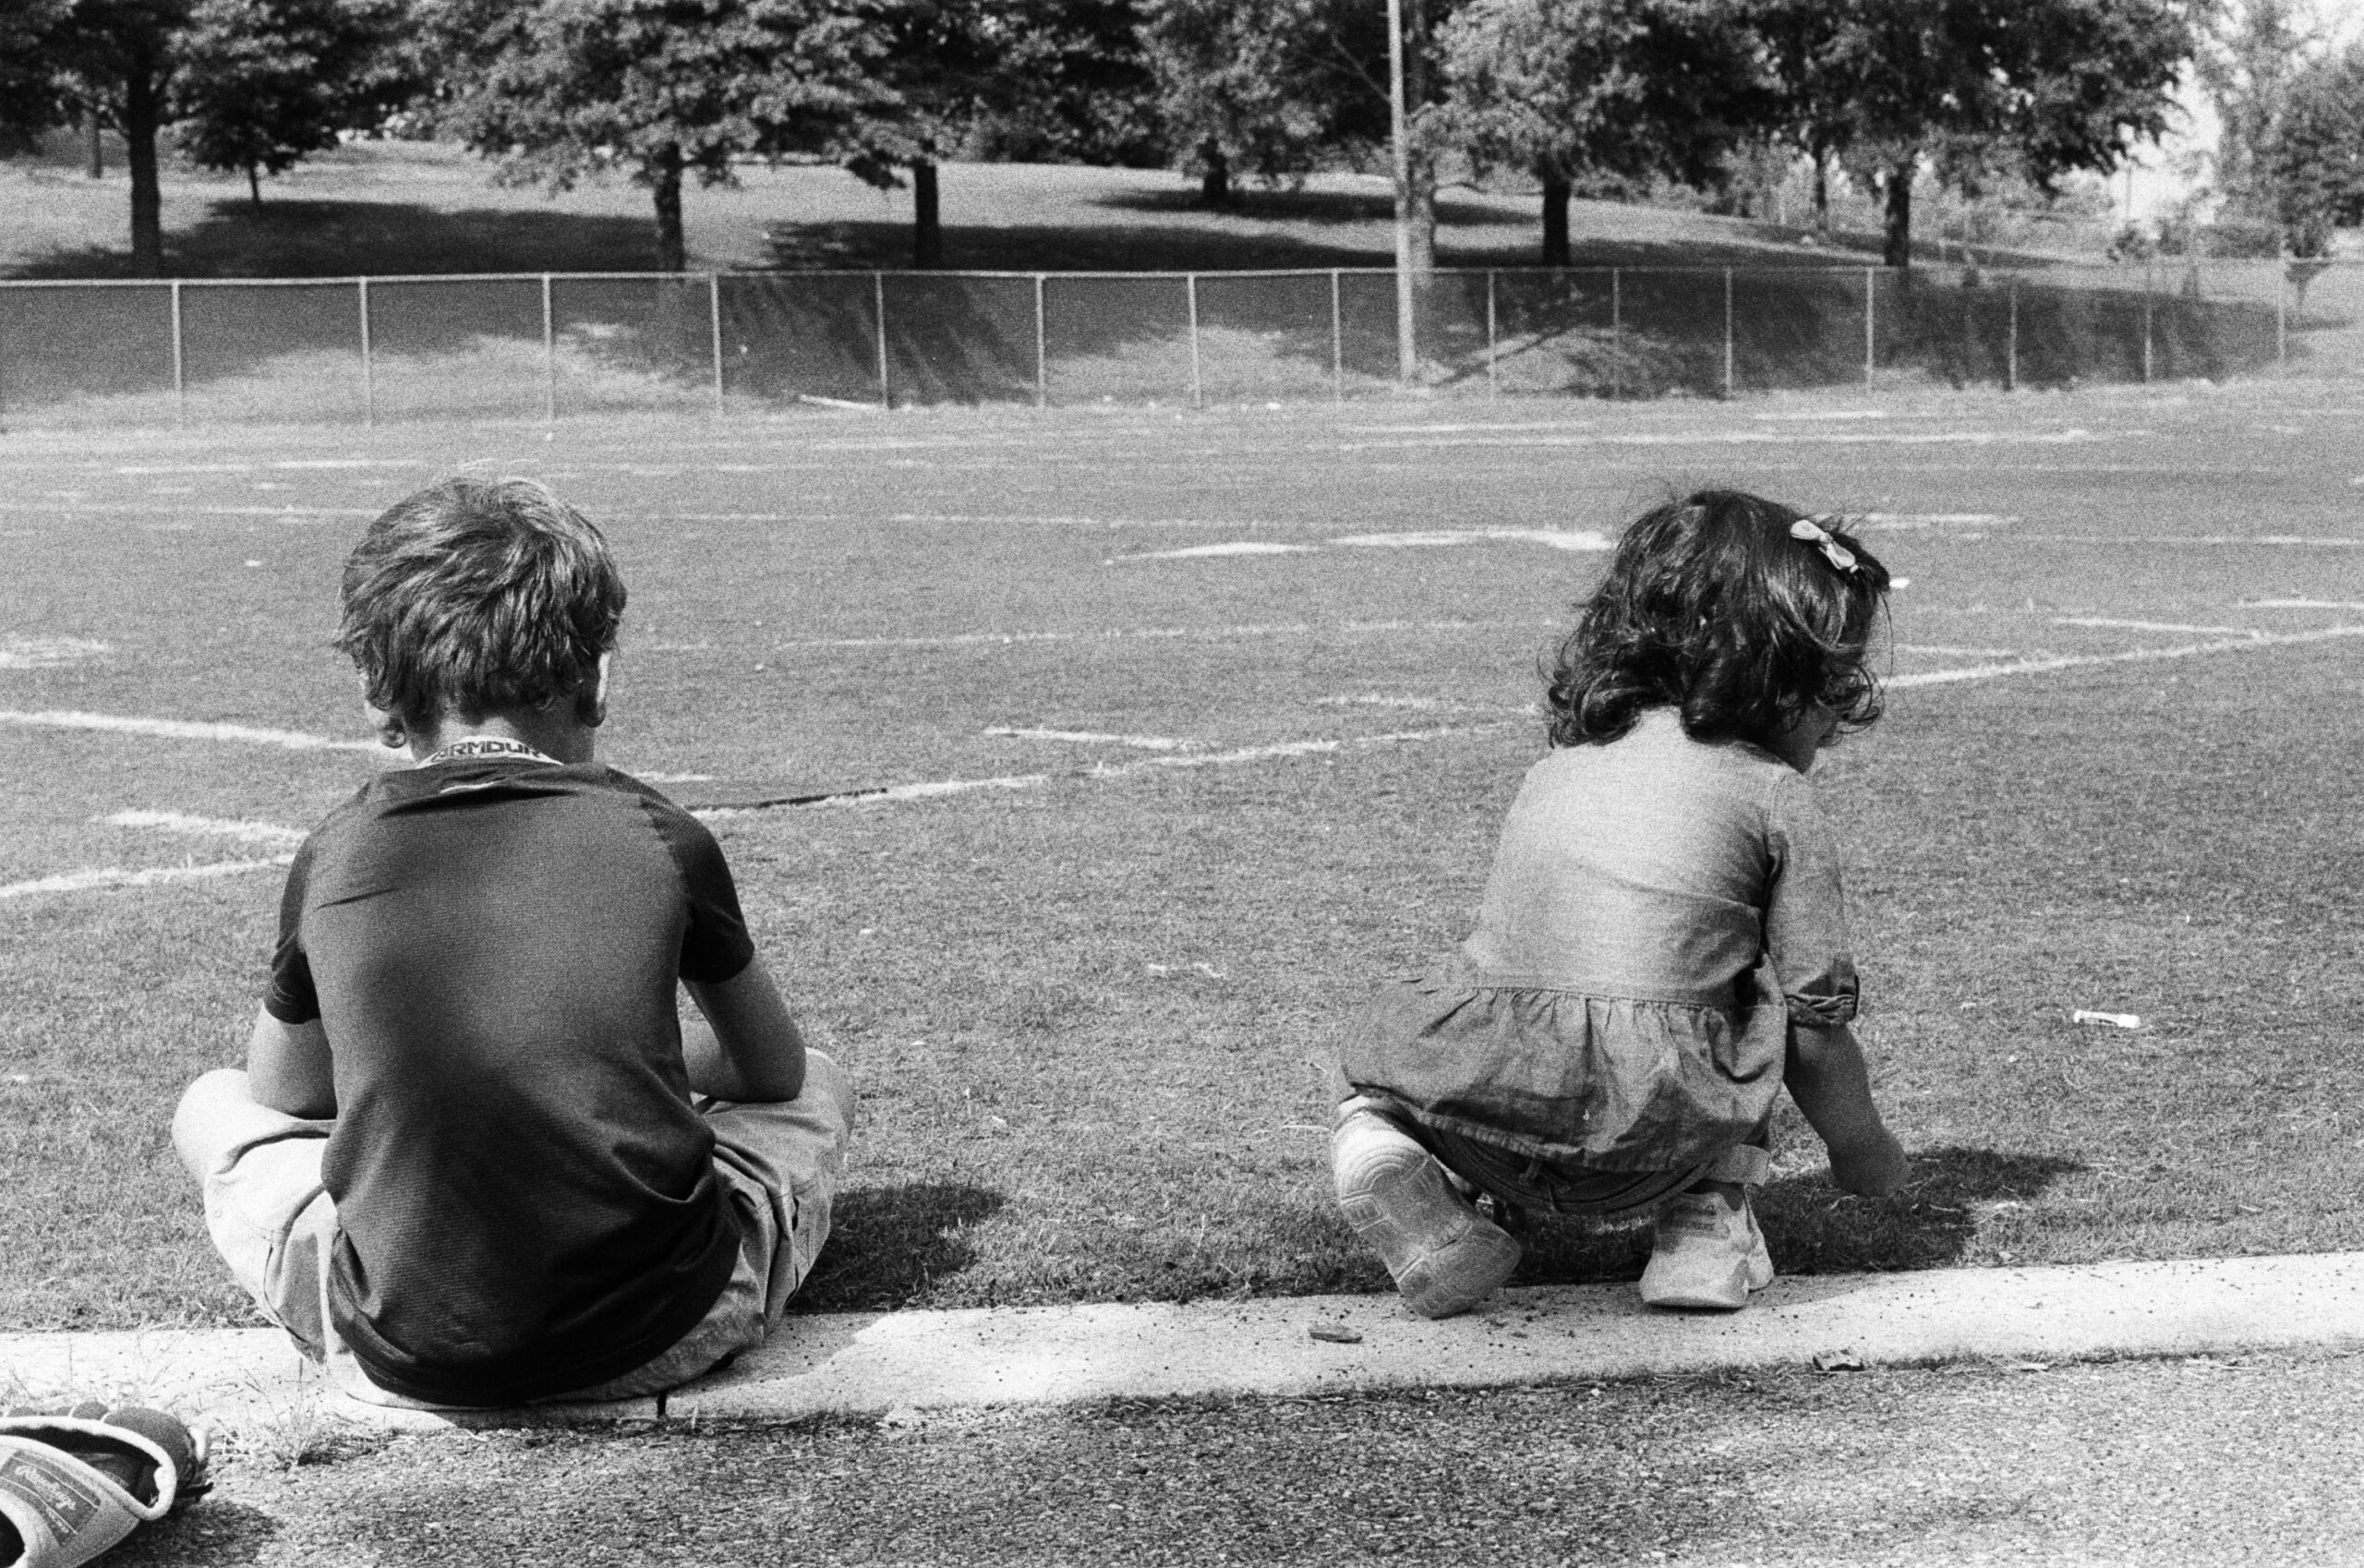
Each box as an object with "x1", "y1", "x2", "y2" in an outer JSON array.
[
  {"x1": 10, "y1": 198, "x2": 659, "y2": 281},
  {"x1": 790, "y1": 1182, "x2": 1007, "y2": 1313},
  {"x1": 1510, "y1": 1145, "x2": 2090, "y2": 1288}
]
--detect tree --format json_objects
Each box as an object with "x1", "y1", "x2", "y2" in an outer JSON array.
[
  {"x1": 0, "y1": 1, "x2": 71, "y2": 155},
  {"x1": 2193, "y1": 0, "x2": 2323, "y2": 224},
  {"x1": 1755, "y1": 0, "x2": 2196, "y2": 268},
  {"x1": 1139, "y1": 0, "x2": 1391, "y2": 209},
  {"x1": 1439, "y1": 0, "x2": 1770, "y2": 266},
  {"x1": 175, "y1": 0, "x2": 413, "y2": 205},
  {"x1": 2267, "y1": 41, "x2": 2364, "y2": 256},
  {"x1": 423, "y1": 0, "x2": 900, "y2": 273},
  {"x1": 31, "y1": 0, "x2": 193, "y2": 274}
]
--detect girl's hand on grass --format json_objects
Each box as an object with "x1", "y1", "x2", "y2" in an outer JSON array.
[{"x1": 1827, "y1": 1129, "x2": 1909, "y2": 1199}]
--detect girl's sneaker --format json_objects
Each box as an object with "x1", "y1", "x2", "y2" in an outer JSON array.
[
  {"x1": 1332, "y1": 1109, "x2": 1522, "y2": 1319},
  {"x1": 1639, "y1": 1184, "x2": 1775, "y2": 1310}
]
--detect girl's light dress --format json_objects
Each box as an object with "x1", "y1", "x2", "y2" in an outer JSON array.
[{"x1": 1340, "y1": 707, "x2": 1858, "y2": 1199}]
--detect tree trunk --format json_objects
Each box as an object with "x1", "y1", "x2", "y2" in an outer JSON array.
[
  {"x1": 1198, "y1": 139, "x2": 1230, "y2": 207},
  {"x1": 122, "y1": 49, "x2": 163, "y2": 276},
  {"x1": 1539, "y1": 169, "x2": 1570, "y2": 268},
  {"x1": 1402, "y1": 0, "x2": 1434, "y2": 271},
  {"x1": 86, "y1": 107, "x2": 103, "y2": 178},
  {"x1": 1811, "y1": 142, "x2": 1829, "y2": 231},
  {"x1": 911, "y1": 160, "x2": 941, "y2": 268},
  {"x1": 247, "y1": 164, "x2": 261, "y2": 206},
  {"x1": 1881, "y1": 162, "x2": 1913, "y2": 269},
  {"x1": 651, "y1": 148, "x2": 685, "y2": 273}
]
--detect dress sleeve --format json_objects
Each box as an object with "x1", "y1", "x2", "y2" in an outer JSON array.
[
  {"x1": 647, "y1": 803, "x2": 756, "y2": 985},
  {"x1": 262, "y1": 839, "x2": 320, "y2": 1024},
  {"x1": 1763, "y1": 770, "x2": 1860, "y2": 1026}
]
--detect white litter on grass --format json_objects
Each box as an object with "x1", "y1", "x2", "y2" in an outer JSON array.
[
  {"x1": 2053, "y1": 617, "x2": 2266, "y2": 639},
  {"x1": 1107, "y1": 542, "x2": 1313, "y2": 562},
  {"x1": 103, "y1": 811, "x2": 305, "y2": 850},
  {"x1": 0, "y1": 709, "x2": 386, "y2": 753},
  {"x1": 986, "y1": 727, "x2": 1192, "y2": 751},
  {"x1": 2072, "y1": 1009, "x2": 2143, "y2": 1029},
  {"x1": 0, "y1": 637, "x2": 111, "y2": 669},
  {"x1": 1891, "y1": 623, "x2": 2364, "y2": 690},
  {"x1": 0, "y1": 855, "x2": 294, "y2": 900}
]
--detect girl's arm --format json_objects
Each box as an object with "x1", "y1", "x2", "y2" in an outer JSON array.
[{"x1": 1785, "y1": 1020, "x2": 1907, "y2": 1197}]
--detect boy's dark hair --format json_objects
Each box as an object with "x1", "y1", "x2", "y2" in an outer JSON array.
[
  {"x1": 1546, "y1": 488, "x2": 1888, "y2": 750},
  {"x1": 338, "y1": 477, "x2": 626, "y2": 733}
]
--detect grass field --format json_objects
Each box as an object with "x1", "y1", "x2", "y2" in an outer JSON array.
[{"x1": 6, "y1": 380, "x2": 2364, "y2": 1334}]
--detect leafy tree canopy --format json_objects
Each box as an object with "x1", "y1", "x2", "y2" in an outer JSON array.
[
  {"x1": 1138, "y1": 0, "x2": 1392, "y2": 199},
  {"x1": 2267, "y1": 40, "x2": 2364, "y2": 255},
  {"x1": 1755, "y1": 0, "x2": 2196, "y2": 265},
  {"x1": 175, "y1": 0, "x2": 415, "y2": 203}
]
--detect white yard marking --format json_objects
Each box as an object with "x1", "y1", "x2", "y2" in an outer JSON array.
[
  {"x1": 0, "y1": 502, "x2": 375, "y2": 519},
  {"x1": 706, "y1": 723, "x2": 1502, "y2": 816},
  {"x1": 1329, "y1": 528, "x2": 1611, "y2": 552},
  {"x1": 774, "y1": 619, "x2": 1547, "y2": 651},
  {"x1": 1892, "y1": 624, "x2": 2364, "y2": 690},
  {"x1": 103, "y1": 811, "x2": 306, "y2": 850},
  {"x1": 1340, "y1": 428, "x2": 2113, "y2": 452},
  {"x1": 636, "y1": 771, "x2": 717, "y2": 783},
  {"x1": 1108, "y1": 542, "x2": 1313, "y2": 561},
  {"x1": 0, "y1": 709, "x2": 387, "y2": 753},
  {"x1": 2013, "y1": 534, "x2": 2364, "y2": 548},
  {"x1": 0, "y1": 637, "x2": 110, "y2": 669},
  {"x1": 0, "y1": 856, "x2": 293, "y2": 900},
  {"x1": 2053, "y1": 617, "x2": 2266, "y2": 639},
  {"x1": 1855, "y1": 513, "x2": 2020, "y2": 528},
  {"x1": 1897, "y1": 645, "x2": 2020, "y2": 659},
  {"x1": 2242, "y1": 598, "x2": 2364, "y2": 610},
  {"x1": 987, "y1": 728, "x2": 1192, "y2": 751}
]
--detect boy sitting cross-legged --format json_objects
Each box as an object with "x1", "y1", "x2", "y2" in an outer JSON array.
[{"x1": 173, "y1": 476, "x2": 852, "y2": 1409}]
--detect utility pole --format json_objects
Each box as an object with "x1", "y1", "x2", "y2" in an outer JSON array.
[{"x1": 1387, "y1": 0, "x2": 1417, "y2": 384}]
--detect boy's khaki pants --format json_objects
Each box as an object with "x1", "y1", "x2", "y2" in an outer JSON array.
[{"x1": 197, "y1": 1051, "x2": 853, "y2": 1408}]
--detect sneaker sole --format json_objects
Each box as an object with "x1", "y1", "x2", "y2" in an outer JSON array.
[{"x1": 1334, "y1": 1126, "x2": 1521, "y2": 1319}]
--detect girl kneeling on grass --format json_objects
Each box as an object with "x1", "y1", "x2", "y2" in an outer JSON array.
[{"x1": 1333, "y1": 488, "x2": 1909, "y2": 1318}]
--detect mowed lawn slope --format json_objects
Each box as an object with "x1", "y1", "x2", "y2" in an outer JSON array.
[{"x1": 4, "y1": 382, "x2": 2362, "y2": 1333}]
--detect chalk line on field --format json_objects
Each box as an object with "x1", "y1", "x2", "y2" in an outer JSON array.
[
  {"x1": 1330, "y1": 528, "x2": 1611, "y2": 552},
  {"x1": 700, "y1": 724, "x2": 1503, "y2": 817},
  {"x1": 987, "y1": 728, "x2": 1192, "y2": 751},
  {"x1": 1896, "y1": 645, "x2": 2020, "y2": 659},
  {"x1": 0, "y1": 709, "x2": 386, "y2": 753},
  {"x1": 1893, "y1": 624, "x2": 2364, "y2": 689},
  {"x1": 0, "y1": 856, "x2": 294, "y2": 901},
  {"x1": 773, "y1": 619, "x2": 1550, "y2": 652},
  {"x1": 2243, "y1": 598, "x2": 2364, "y2": 610},
  {"x1": 1112, "y1": 542, "x2": 1313, "y2": 561},
  {"x1": 0, "y1": 637, "x2": 110, "y2": 669},
  {"x1": 103, "y1": 810, "x2": 306, "y2": 850},
  {"x1": 2052, "y1": 617, "x2": 2266, "y2": 639}
]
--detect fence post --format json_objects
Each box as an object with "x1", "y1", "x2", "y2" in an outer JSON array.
[
  {"x1": 1610, "y1": 268, "x2": 1622, "y2": 401},
  {"x1": 2276, "y1": 260, "x2": 2287, "y2": 370},
  {"x1": 708, "y1": 272, "x2": 725, "y2": 416},
  {"x1": 2006, "y1": 275, "x2": 2019, "y2": 392},
  {"x1": 1033, "y1": 273, "x2": 1047, "y2": 409},
  {"x1": 1721, "y1": 268, "x2": 1734, "y2": 398},
  {"x1": 541, "y1": 272, "x2": 556, "y2": 421},
  {"x1": 1186, "y1": 272, "x2": 1202, "y2": 409},
  {"x1": 1486, "y1": 270, "x2": 1499, "y2": 397},
  {"x1": 1330, "y1": 270, "x2": 1344, "y2": 402},
  {"x1": 874, "y1": 272, "x2": 890, "y2": 409},
  {"x1": 1863, "y1": 267, "x2": 1875, "y2": 386},
  {"x1": 358, "y1": 277, "x2": 374, "y2": 428},
  {"x1": 170, "y1": 278, "x2": 185, "y2": 425}
]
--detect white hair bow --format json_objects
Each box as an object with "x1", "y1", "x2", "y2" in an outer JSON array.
[{"x1": 1790, "y1": 516, "x2": 1859, "y2": 575}]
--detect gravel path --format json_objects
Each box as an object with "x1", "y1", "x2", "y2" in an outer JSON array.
[{"x1": 109, "y1": 1347, "x2": 2364, "y2": 1566}]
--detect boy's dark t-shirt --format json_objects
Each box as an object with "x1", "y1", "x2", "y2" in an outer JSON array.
[{"x1": 264, "y1": 756, "x2": 756, "y2": 1405}]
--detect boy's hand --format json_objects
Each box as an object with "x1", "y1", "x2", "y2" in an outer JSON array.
[{"x1": 1827, "y1": 1129, "x2": 1909, "y2": 1199}]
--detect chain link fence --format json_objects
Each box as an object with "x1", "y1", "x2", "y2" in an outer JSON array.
[{"x1": 3, "y1": 259, "x2": 2358, "y2": 428}]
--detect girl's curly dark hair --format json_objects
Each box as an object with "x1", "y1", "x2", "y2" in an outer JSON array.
[{"x1": 1547, "y1": 489, "x2": 1889, "y2": 750}]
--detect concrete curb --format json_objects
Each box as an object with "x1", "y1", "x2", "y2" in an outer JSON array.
[{"x1": 6, "y1": 1253, "x2": 2362, "y2": 1437}]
